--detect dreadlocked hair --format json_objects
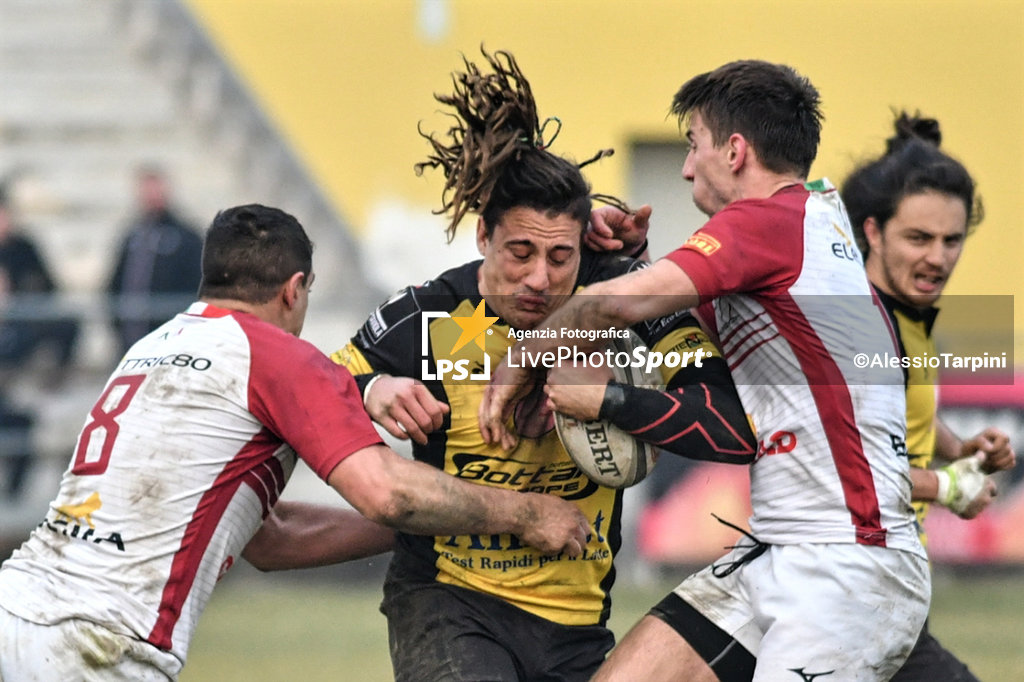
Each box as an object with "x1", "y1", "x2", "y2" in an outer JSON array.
[{"x1": 415, "y1": 47, "x2": 627, "y2": 242}]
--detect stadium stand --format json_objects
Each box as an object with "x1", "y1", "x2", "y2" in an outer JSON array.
[{"x1": 0, "y1": 0, "x2": 380, "y2": 544}]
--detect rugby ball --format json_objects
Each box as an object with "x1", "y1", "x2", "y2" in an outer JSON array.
[{"x1": 555, "y1": 332, "x2": 661, "y2": 489}]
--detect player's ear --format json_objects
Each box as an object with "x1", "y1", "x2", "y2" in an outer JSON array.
[
  {"x1": 727, "y1": 133, "x2": 747, "y2": 172},
  {"x1": 476, "y1": 217, "x2": 488, "y2": 256},
  {"x1": 863, "y1": 217, "x2": 884, "y2": 253},
  {"x1": 281, "y1": 271, "x2": 305, "y2": 309}
]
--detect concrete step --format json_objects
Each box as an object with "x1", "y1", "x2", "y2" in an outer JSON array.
[
  {"x1": 7, "y1": 167, "x2": 239, "y2": 217},
  {"x1": 0, "y1": 117, "x2": 177, "y2": 146},
  {"x1": 0, "y1": 43, "x2": 134, "y2": 71},
  {"x1": 0, "y1": 69, "x2": 167, "y2": 96},
  {"x1": 0, "y1": 113, "x2": 178, "y2": 142},
  {"x1": 2, "y1": 134, "x2": 200, "y2": 174},
  {"x1": 0, "y1": 0, "x2": 116, "y2": 35},
  {"x1": 0, "y1": 97, "x2": 178, "y2": 132},
  {"x1": 0, "y1": 26, "x2": 137, "y2": 62}
]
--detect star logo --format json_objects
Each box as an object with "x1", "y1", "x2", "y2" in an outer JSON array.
[{"x1": 450, "y1": 300, "x2": 498, "y2": 353}]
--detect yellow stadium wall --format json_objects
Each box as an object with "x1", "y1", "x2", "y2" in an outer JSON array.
[{"x1": 186, "y1": 0, "x2": 1023, "y2": 360}]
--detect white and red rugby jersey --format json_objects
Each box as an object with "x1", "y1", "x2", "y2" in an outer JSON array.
[
  {"x1": 0, "y1": 302, "x2": 382, "y2": 672},
  {"x1": 665, "y1": 180, "x2": 923, "y2": 557}
]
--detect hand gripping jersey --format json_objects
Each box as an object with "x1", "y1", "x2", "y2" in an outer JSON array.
[
  {"x1": 333, "y1": 252, "x2": 721, "y2": 626},
  {"x1": 0, "y1": 303, "x2": 381, "y2": 674},
  {"x1": 666, "y1": 180, "x2": 924, "y2": 557}
]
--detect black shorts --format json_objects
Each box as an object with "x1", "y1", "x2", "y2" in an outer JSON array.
[
  {"x1": 381, "y1": 577, "x2": 614, "y2": 682},
  {"x1": 890, "y1": 622, "x2": 979, "y2": 682}
]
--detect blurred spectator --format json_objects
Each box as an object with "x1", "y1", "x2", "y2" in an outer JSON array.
[
  {"x1": 106, "y1": 165, "x2": 203, "y2": 356},
  {"x1": 0, "y1": 181, "x2": 79, "y2": 499},
  {"x1": 0, "y1": 183, "x2": 80, "y2": 377},
  {"x1": 0, "y1": 395, "x2": 33, "y2": 501}
]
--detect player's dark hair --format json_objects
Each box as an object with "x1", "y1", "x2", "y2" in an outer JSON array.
[
  {"x1": 199, "y1": 204, "x2": 313, "y2": 304},
  {"x1": 416, "y1": 47, "x2": 623, "y2": 242},
  {"x1": 841, "y1": 111, "x2": 982, "y2": 255},
  {"x1": 671, "y1": 60, "x2": 822, "y2": 177}
]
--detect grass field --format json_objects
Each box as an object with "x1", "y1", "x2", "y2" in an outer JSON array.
[{"x1": 182, "y1": 564, "x2": 1024, "y2": 681}]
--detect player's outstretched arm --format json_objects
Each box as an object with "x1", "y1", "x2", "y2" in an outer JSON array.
[
  {"x1": 328, "y1": 444, "x2": 591, "y2": 557},
  {"x1": 242, "y1": 500, "x2": 396, "y2": 571},
  {"x1": 545, "y1": 359, "x2": 756, "y2": 464},
  {"x1": 550, "y1": 260, "x2": 701, "y2": 336}
]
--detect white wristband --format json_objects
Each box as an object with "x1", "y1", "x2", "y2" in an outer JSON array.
[
  {"x1": 362, "y1": 373, "x2": 388, "y2": 406},
  {"x1": 934, "y1": 468, "x2": 954, "y2": 507}
]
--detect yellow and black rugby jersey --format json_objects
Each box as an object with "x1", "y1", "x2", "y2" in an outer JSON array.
[
  {"x1": 331, "y1": 252, "x2": 720, "y2": 626},
  {"x1": 875, "y1": 288, "x2": 939, "y2": 544}
]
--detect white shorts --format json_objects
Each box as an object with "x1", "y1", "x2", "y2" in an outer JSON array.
[
  {"x1": 0, "y1": 605, "x2": 181, "y2": 681},
  {"x1": 672, "y1": 543, "x2": 930, "y2": 681}
]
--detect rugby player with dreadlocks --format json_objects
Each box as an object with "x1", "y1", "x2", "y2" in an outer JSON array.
[{"x1": 330, "y1": 48, "x2": 756, "y2": 682}]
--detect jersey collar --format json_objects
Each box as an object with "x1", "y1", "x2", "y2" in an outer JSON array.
[{"x1": 185, "y1": 301, "x2": 234, "y2": 319}]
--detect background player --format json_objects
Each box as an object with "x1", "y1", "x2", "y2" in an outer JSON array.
[
  {"x1": 332, "y1": 49, "x2": 756, "y2": 682},
  {"x1": 842, "y1": 111, "x2": 1017, "y2": 682},
  {"x1": 481, "y1": 59, "x2": 930, "y2": 680},
  {"x1": 0, "y1": 204, "x2": 588, "y2": 680}
]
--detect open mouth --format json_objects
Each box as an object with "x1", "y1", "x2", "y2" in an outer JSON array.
[{"x1": 913, "y1": 274, "x2": 945, "y2": 294}]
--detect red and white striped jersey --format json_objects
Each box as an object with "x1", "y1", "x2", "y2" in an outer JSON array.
[
  {"x1": 666, "y1": 180, "x2": 924, "y2": 557},
  {"x1": 0, "y1": 302, "x2": 382, "y2": 673}
]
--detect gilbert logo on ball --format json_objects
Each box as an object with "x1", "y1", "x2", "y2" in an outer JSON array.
[{"x1": 555, "y1": 332, "x2": 661, "y2": 488}]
